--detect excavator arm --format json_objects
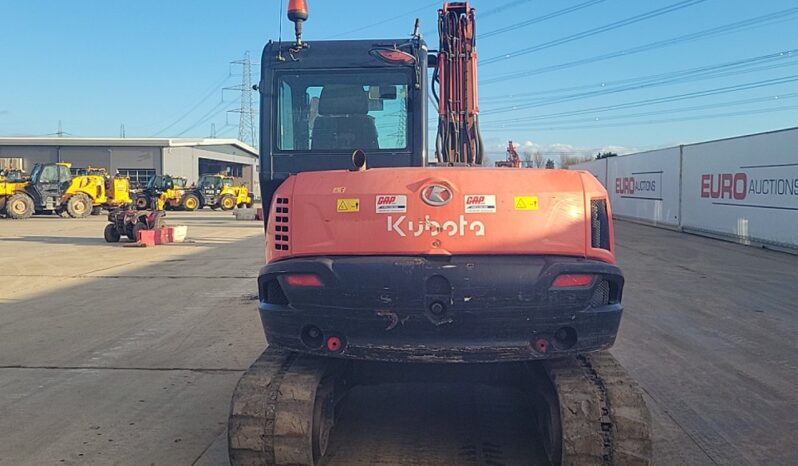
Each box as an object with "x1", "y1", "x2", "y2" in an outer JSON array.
[{"x1": 434, "y1": 2, "x2": 484, "y2": 165}]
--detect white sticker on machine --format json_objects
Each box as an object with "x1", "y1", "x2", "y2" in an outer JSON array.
[
  {"x1": 464, "y1": 195, "x2": 496, "y2": 213},
  {"x1": 375, "y1": 195, "x2": 407, "y2": 213}
]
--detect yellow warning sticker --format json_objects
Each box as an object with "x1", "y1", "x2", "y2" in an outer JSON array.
[
  {"x1": 514, "y1": 196, "x2": 539, "y2": 210},
  {"x1": 336, "y1": 198, "x2": 360, "y2": 213}
]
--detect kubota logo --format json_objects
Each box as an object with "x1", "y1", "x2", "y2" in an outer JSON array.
[
  {"x1": 421, "y1": 184, "x2": 452, "y2": 206},
  {"x1": 387, "y1": 215, "x2": 485, "y2": 237}
]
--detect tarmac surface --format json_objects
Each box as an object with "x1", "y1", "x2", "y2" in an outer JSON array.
[{"x1": 0, "y1": 212, "x2": 795, "y2": 465}]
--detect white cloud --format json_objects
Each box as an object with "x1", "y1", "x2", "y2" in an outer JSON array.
[{"x1": 483, "y1": 136, "x2": 638, "y2": 167}]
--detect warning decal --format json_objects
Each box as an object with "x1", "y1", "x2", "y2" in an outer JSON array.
[
  {"x1": 514, "y1": 196, "x2": 539, "y2": 211},
  {"x1": 375, "y1": 195, "x2": 407, "y2": 213},
  {"x1": 336, "y1": 198, "x2": 360, "y2": 213},
  {"x1": 464, "y1": 195, "x2": 496, "y2": 213}
]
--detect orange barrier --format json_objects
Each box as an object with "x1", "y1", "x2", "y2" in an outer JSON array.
[{"x1": 136, "y1": 227, "x2": 184, "y2": 246}]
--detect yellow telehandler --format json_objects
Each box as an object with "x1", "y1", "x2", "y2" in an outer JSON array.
[
  {"x1": 133, "y1": 174, "x2": 193, "y2": 210},
  {"x1": 0, "y1": 162, "x2": 132, "y2": 219},
  {"x1": 189, "y1": 173, "x2": 253, "y2": 210}
]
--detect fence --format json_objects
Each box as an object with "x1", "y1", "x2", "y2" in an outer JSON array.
[{"x1": 573, "y1": 127, "x2": 798, "y2": 250}]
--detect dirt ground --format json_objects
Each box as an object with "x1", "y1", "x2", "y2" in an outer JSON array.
[{"x1": 0, "y1": 214, "x2": 795, "y2": 465}]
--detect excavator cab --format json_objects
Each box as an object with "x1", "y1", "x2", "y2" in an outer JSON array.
[{"x1": 258, "y1": 39, "x2": 428, "y2": 210}]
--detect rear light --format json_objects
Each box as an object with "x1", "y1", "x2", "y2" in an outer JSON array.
[
  {"x1": 284, "y1": 274, "x2": 323, "y2": 287},
  {"x1": 552, "y1": 274, "x2": 594, "y2": 288}
]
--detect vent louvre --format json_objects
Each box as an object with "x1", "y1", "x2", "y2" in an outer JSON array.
[
  {"x1": 590, "y1": 199, "x2": 610, "y2": 250},
  {"x1": 273, "y1": 197, "x2": 290, "y2": 252},
  {"x1": 591, "y1": 280, "x2": 610, "y2": 307}
]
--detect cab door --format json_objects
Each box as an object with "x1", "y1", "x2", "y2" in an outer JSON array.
[{"x1": 31, "y1": 164, "x2": 68, "y2": 209}]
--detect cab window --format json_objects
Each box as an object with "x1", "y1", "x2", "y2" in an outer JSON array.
[
  {"x1": 276, "y1": 70, "x2": 410, "y2": 152},
  {"x1": 39, "y1": 165, "x2": 59, "y2": 183}
]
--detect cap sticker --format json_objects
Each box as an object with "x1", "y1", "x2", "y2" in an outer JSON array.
[
  {"x1": 464, "y1": 195, "x2": 496, "y2": 213},
  {"x1": 514, "y1": 196, "x2": 539, "y2": 211},
  {"x1": 337, "y1": 198, "x2": 360, "y2": 213},
  {"x1": 376, "y1": 195, "x2": 407, "y2": 213}
]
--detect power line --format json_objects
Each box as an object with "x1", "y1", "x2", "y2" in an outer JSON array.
[
  {"x1": 489, "y1": 92, "x2": 798, "y2": 128},
  {"x1": 481, "y1": 0, "x2": 707, "y2": 65},
  {"x1": 484, "y1": 74, "x2": 798, "y2": 124},
  {"x1": 482, "y1": 6, "x2": 798, "y2": 84},
  {"x1": 324, "y1": 1, "x2": 439, "y2": 39},
  {"x1": 478, "y1": 0, "x2": 534, "y2": 19},
  {"x1": 150, "y1": 73, "x2": 231, "y2": 136},
  {"x1": 422, "y1": 0, "x2": 537, "y2": 38},
  {"x1": 216, "y1": 124, "x2": 237, "y2": 137},
  {"x1": 175, "y1": 97, "x2": 239, "y2": 137},
  {"x1": 481, "y1": 49, "x2": 798, "y2": 103},
  {"x1": 480, "y1": 0, "x2": 606, "y2": 40},
  {"x1": 481, "y1": 51, "x2": 798, "y2": 114},
  {"x1": 482, "y1": 103, "x2": 798, "y2": 132}
]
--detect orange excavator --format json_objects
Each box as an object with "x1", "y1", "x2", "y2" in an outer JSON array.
[{"x1": 228, "y1": 2, "x2": 651, "y2": 465}]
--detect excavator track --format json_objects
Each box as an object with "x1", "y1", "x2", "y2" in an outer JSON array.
[
  {"x1": 230, "y1": 348, "x2": 650, "y2": 466},
  {"x1": 228, "y1": 346, "x2": 341, "y2": 466},
  {"x1": 543, "y1": 351, "x2": 652, "y2": 465}
]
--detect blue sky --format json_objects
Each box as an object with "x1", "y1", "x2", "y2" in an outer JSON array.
[{"x1": 2, "y1": 0, "x2": 797, "y2": 161}]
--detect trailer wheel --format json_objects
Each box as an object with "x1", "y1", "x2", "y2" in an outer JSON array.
[
  {"x1": 66, "y1": 193, "x2": 93, "y2": 218},
  {"x1": 135, "y1": 196, "x2": 149, "y2": 210},
  {"x1": 220, "y1": 195, "x2": 235, "y2": 211},
  {"x1": 6, "y1": 193, "x2": 34, "y2": 219},
  {"x1": 104, "y1": 224, "x2": 121, "y2": 243}
]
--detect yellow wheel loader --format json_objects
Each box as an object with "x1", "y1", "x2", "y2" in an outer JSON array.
[{"x1": 0, "y1": 162, "x2": 132, "y2": 219}]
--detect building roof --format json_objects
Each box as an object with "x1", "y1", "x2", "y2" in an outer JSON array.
[{"x1": 0, "y1": 137, "x2": 258, "y2": 158}]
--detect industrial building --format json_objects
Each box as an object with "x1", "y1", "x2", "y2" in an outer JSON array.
[{"x1": 0, "y1": 137, "x2": 259, "y2": 194}]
